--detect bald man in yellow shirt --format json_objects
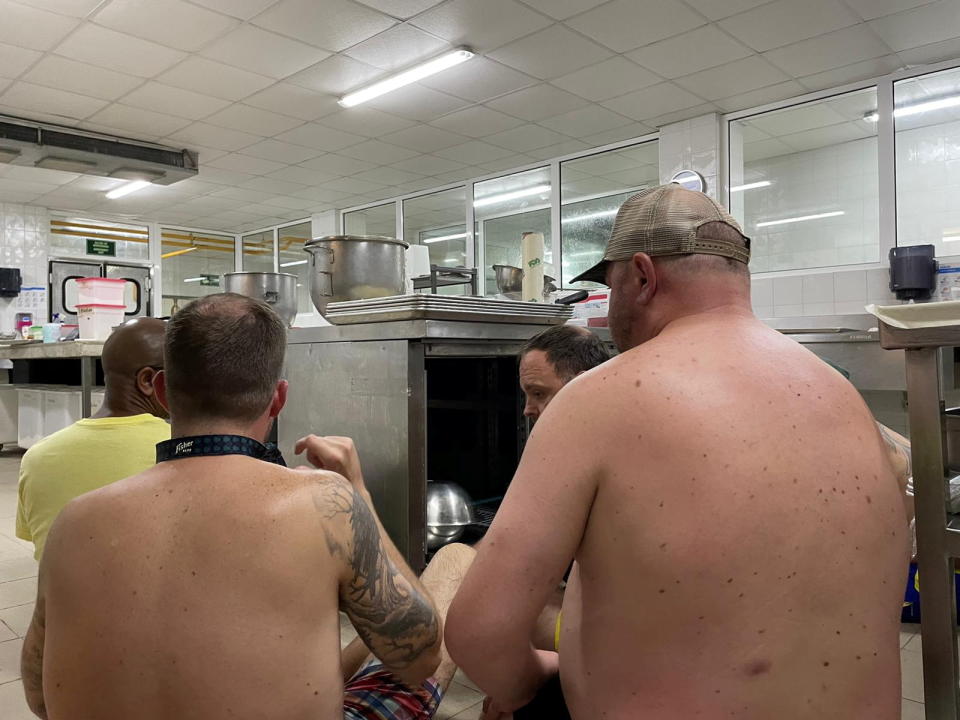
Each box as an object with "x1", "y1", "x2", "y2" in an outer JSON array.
[{"x1": 16, "y1": 317, "x2": 169, "y2": 560}]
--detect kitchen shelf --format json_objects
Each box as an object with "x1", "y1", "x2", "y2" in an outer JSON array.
[{"x1": 412, "y1": 265, "x2": 478, "y2": 295}]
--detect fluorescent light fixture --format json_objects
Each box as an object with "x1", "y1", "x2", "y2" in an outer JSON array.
[
  {"x1": 161, "y1": 247, "x2": 198, "y2": 259},
  {"x1": 474, "y1": 184, "x2": 550, "y2": 208},
  {"x1": 106, "y1": 179, "x2": 151, "y2": 199},
  {"x1": 280, "y1": 259, "x2": 308, "y2": 267},
  {"x1": 865, "y1": 94, "x2": 960, "y2": 123},
  {"x1": 730, "y1": 180, "x2": 772, "y2": 192},
  {"x1": 339, "y1": 48, "x2": 474, "y2": 108},
  {"x1": 423, "y1": 232, "x2": 467, "y2": 244},
  {"x1": 756, "y1": 211, "x2": 844, "y2": 228},
  {"x1": 562, "y1": 209, "x2": 618, "y2": 224},
  {"x1": 943, "y1": 235, "x2": 960, "y2": 243},
  {"x1": 183, "y1": 277, "x2": 204, "y2": 283}
]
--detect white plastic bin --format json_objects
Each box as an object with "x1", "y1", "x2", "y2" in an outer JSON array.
[
  {"x1": 76, "y1": 277, "x2": 126, "y2": 306},
  {"x1": 42, "y1": 388, "x2": 81, "y2": 437},
  {"x1": 76, "y1": 304, "x2": 124, "y2": 340},
  {"x1": 0, "y1": 385, "x2": 18, "y2": 447},
  {"x1": 17, "y1": 388, "x2": 42, "y2": 449}
]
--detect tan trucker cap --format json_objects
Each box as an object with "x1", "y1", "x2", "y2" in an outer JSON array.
[{"x1": 570, "y1": 183, "x2": 751, "y2": 285}]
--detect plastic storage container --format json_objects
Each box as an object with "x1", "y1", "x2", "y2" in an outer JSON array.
[
  {"x1": 17, "y1": 387, "x2": 42, "y2": 449},
  {"x1": 76, "y1": 304, "x2": 124, "y2": 340},
  {"x1": 42, "y1": 388, "x2": 81, "y2": 437},
  {"x1": 76, "y1": 277, "x2": 126, "y2": 306}
]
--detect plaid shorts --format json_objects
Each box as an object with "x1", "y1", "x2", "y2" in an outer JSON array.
[{"x1": 343, "y1": 663, "x2": 442, "y2": 720}]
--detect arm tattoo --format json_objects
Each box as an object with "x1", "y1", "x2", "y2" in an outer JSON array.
[
  {"x1": 878, "y1": 423, "x2": 912, "y2": 479},
  {"x1": 22, "y1": 602, "x2": 47, "y2": 718},
  {"x1": 317, "y1": 483, "x2": 438, "y2": 669}
]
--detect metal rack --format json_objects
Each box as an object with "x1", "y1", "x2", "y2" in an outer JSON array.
[
  {"x1": 880, "y1": 320, "x2": 960, "y2": 718},
  {"x1": 412, "y1": 265, "x2": 478, "y2": 295}
]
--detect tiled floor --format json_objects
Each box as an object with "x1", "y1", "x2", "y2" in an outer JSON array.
[{"x1": 0, "y1": 451, "x2": 938, "y2": 718}]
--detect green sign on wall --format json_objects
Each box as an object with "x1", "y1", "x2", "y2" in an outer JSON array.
[{"x1": 86, "y1": 239, "x2": 116, "y2": 257}]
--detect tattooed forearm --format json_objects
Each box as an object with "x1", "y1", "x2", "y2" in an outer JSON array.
[
  {"x1": 319, "y1": 482, "x2": 439, "y2": 670},
  {"x1": 878, "y1": 423, "x2": 912, "y2": 480},
  {"x1": 22, "y1": 609, "x2": 47, "y2": 718}
]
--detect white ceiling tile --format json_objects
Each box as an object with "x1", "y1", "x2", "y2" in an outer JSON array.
[
  {"x1": 318, "y1": 107, "x2": 415, "y2": 137},
  {"x1": 299, "y1": 153, "x2": 378, "y2": 174},
  {"x1": 410, "y1": 0, "x2": 552, "y2": 52},
  {"x1": 344, "y1": 23, "x2": 449, "y2": 71},
  {"x1": 240, "y1": 176, "x2": 308, "y2": 195},
  {"x1": 601, "y1": 81, "x2": 704, "y2": 121},
  {"x1": 189, "y1": 0, "x2": 281, "y2": 20},
  {"x1": 0, "y1": 81, "x2": 107, "y2": 121},
  {"x1": 2, "y1": 165, "x2": 78, "y2": 185},
  {"x1": 210, "y1": 186, "x2": 272, "y2": 203},
  {"x1": 201, "y1": 26, "x2": 331, "y2": 79},
  {"x1": 551, "y1": 56, "x2": 661, "y2": 102},
  {"x1": 362, "y1": 84, "x2": 471, "y2": 121},
  {"x1": 719, "y1": 0, "x2": 860, "y2": 52},
  {"x1": 764, "y1": 24, "x2": 893, "y2": 78},
  {"x1": 430, "y1": 167, "x2": 474, "y2": 183},
  {"x1": 206, "y1": 104, "x2": 303, "y2": 136},
  {"x1": 0, "y1": 104, "x2": 80, "y2": 127},
  {"x1": 712, "y1": 79, "x2": 806, "y2": 112},
  {"x1": 54, "y1": 24, "x2": 187, "y2": 78},
  {"x1": 352, "y1": 166, "x2": 426, "y2": 185},
  {"x1": 674, "y1": 56, "x2": 789, "y2": 101},
  {"x1": 430, "y1": 106, "x2": 525, "y2": 137},
  {"x1": 242, "y1": 83, "x2": 339, "y2": 121},
  {"x1": 317, "y1": 176, "x2": 389, "y2": 194},
  {"x1": 0, "y1": 42, "x2": 42, "y2": 79},
  {"x1": 206, "y1": 152, "x2": 287, "y2": 175},
  {"x1": 389, "y1": 154, "x2": 465, "y2": 174},
  {"x1": 896, "y1": 36, "x2": 960, "y2": 66},
  {"x1": 289, "y1": 184, "x2": 355, "y2": 202},
  {"x1": 475, "y1": 154, "x2": 537, "y2": 173},
  {"x1": 286, "y1": 55, "x2": 382, "y2": 95},
  {"x1": 253, "y1": 0, "x2": 396, "y2": 52},
  {"x1": 0, "y1": 78, "x2": 10, "y2": 95},
  {"x1": 265, "y1": 165, "x2": 336, "y2": 184},
  {"x1": 627, "y1": 25, "x2": 752, "y2": 79},
  {"x1": 680, "y1": 0, "x2": 773, "y2": 20},
  {"x1": 87, "y1": 103, "x2": 191, "y2": 137},
  {"x1": 525, "y1": 139, "x2": 589, "y2": 159},
  {"x1": 339, "y1": 139, "x2": 421, "y2": 163},
  {"x1": 488, "y1": 25, "x2": 613, "y2": 80},
  {"x1": 539, "y1": 104, "x2": 632, "y2": 137},
  {"x1": 484, "y1": 123, "x2": 569, "y2": 151},
  {"x1": 486, "y1": 83, "x2": 589, "y2": 121},
  {"x1": 156, "y1": 57, "x2": 274, "y2": 101},
  {"x1": 92, "y1": 0, "x2": 239, "y2": 52},
  {"x1": 165, "y1": 122, "x2": 261, "y2": 151},
  {"x1": 434, "y1": 140, "x2": 513, "y2": 164},
  {"x1": 869, "y1": 0, "x2": 960, "y2": 51},
  {"x1": 517, "y1": 0, "x2": 607, "y2": 20},
  {"x1": 14, "y1": 0, "x2": 103, "y2": 16},
  {"x1": 261, "y1": 195, "x2": 320, "y2": 210},
  {"x1": 419, "y1": 57, "x2": 536, "y2": 102},
  {"x1": 639, "y1": 101, "x2": 718, "y2": 130},
  {"x1": 274, "y1": 122, "x2": 367, "y2": 151},
  {"x1": 240, "y1": 139, "x2": 323, "y2": 164},
  {"x1": 380, "y1": 124, "x2": 468, "y2": 151},
  {"x1": 120, "y1": 82, "x2": 232, "y2": 121},
  {"x1": 580, "y1": 123, "x2": 655, "y2": 147},
  {"x1": 846, "y1": 0, "x2": 936, "y2": 21},
  {"x1": 0, "y1": 0, "x2": 78, "y2": 51},
  {"x1": 352, "y1": 0, "x2": 445, "y2": 18},
  {"x1": 567, "y1": 0, "x2": 706, "y2": 53},
  {"x1": 22, "y1": 56, "x2": 142, "y2": 101}
]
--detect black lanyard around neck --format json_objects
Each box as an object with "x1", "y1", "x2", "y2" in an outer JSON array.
[{"x1": 156, "y1": 435, "x2": 287, "y2": 466}]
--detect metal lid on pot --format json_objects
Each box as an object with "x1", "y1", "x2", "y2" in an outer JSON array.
[{"x1": 306, "y1": 234, "x2": 409, "y2": 249}]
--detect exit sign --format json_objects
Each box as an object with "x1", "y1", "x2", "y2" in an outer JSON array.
[{"x1": 86, "y1": 239, "x2": 116, "y2": 257}]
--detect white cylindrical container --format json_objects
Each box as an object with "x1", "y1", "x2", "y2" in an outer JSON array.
[
  {"x1": 76, "y1": 304, "x2": 125, "y2": 340},
  {"x1": 521, "y1": 232, "x2": 544, "y2": 303},
  {"x1": 76, "y1": 278, "x2": 126, "y2": 306}
]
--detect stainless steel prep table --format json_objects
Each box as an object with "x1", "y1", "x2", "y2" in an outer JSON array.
[{"x1": 0, "y1": 341, "x2": 104, "y2": 417}]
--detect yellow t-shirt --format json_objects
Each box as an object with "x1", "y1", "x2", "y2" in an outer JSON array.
[{"x1": 16, "y1": 414, "x2": 170, "y2": 561}]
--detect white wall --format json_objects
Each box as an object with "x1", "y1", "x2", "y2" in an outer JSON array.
[{"x1": 0, "y1": 203, "x2": 49, "y2": 333}]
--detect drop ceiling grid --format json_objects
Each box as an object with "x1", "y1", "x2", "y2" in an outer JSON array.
[{"x1": 0, "y1": 0, "x2": 954, "y2": 231}]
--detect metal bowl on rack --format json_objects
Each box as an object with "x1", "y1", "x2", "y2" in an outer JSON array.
[
  {"x1": 426, "y1": 482, "x2": 475, "y2": 550},
  {"x1": 493, "y1": 264, "x2": 523, "y2": 295}
]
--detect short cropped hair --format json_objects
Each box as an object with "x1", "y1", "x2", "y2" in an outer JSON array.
[
  {"x1": 520, "y1": 325, "x2": 611, "y2": 381},
  {"x1": 164, "y1": 293, "x2": 286, "y2": 423}
]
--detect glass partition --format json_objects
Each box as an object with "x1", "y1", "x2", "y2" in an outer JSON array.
[
  {"x1": 343, "y1": 202, "x2": 397, "y2": 237},
  {"x1": 403, "y1": 188, "x2": 469, "y2": 295},
  {"x1": 242, "y1": 230, "x2": 275, "y2": 272},
  {"x1": 277, "y1": 221, "x2": 313, "y2": 315},
  {"x1": 474, "y1": 167, "x2": 551, "y2": 297},
  {"x1": 894, "y1": 66, "x2": 960, "y2": 255},
  {"x1": 729, "y1": 87, "x2": 879, "y2": 272},
  {"x1": 560, "y1": 141, "x2": 659, "y2": 288},
  {"x1": 49, "y1": 217, "x2": 150, "y2": 261},
  {"x1": 160, "y1": 228, "x2": 236, "y2": 315}
]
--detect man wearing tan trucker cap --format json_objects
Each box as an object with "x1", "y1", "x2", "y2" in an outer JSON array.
[{"x1": 447, "y1": 184, "x2": 909, "y2": 719}]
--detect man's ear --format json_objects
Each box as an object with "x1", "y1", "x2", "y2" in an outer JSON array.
[
  {"x1": 270, "y1": 380, "x2": 288, "y2": 419},
  {"x1": 136, "y1": 367, "x2": 158, "y2": 396},
  {"x1": 633, "y1": 252, "x2": 658, "y2": 305},
  {"x1": 153, "y1": 370, "x2": 170, "y2": 411}
]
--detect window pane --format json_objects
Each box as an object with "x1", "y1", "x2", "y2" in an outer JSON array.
[
  {"x1": 344, "y1": 202, "x2": 397, "y2": 236},
  {"x1": 729, "y1": 88, "x2": 879, "y2": 272},
  {"x1": 403, "y1": 188, "x2": 469, "y2": 295},
  {"x1": 895, "y1": 66, "x2": 960, "y2": 254},
  {"x1": 49, "y1": 217, "x2": 149, "y2": 261},
  {"x1": 560, "y1": 141, "x2": 659, "y2": 288},
  {"x1": 242, "y1": 230, "x2": 274, "y2": 272},
  {"x1": 277, "y1": 221, "x2": 313, "y2": 315},
  {"x1": 474, "y1": 167, "x2": 551, "y2": 297},
  {"x1": 161, "y1": 228, "x2": 235, "y2": 316}
]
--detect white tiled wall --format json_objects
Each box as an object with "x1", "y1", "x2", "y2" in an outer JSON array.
[
  {"x1": 752, "y1": 267, "x2": 897, "y2": 319},
  {"x1": 0, "y1": 204, "x2": 49, "y2": 334},
  {"x1": 658, "y1": 113, "x2": 721, "y2": 200}
]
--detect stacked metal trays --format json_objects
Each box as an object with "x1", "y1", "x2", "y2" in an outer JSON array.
[{"x1": 325, "y1": 294, "x2": 573, "y2": 325}]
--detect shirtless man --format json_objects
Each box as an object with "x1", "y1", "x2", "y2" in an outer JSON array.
[
  {"x1": 21, "y1": 293, "x2": 454, "y2": 720},
  {"x1": 446, "y1": 184, "x2": 910, "y2": 719}
]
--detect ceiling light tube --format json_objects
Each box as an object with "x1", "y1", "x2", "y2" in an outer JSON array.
[
  {"x1": 339, "y1": 48, "x2": 474, "y2": 108},
  {"x1": 562, "y1": 209, "x2": 618, "y2": 224},
  {"x1": 183, "y1": 277, "x2": 204, "y2": 283},
  {"x1": 106, "y1": 179, "x2": 151, "y2": 199},
  {"x1": 730, "y1": 180, "x2": 772, "y2": 192},
  {"x1": 280, "y1": 259, "x2": 308, "y2": 267},
  {"x1": 423, "y1": 232, "x2": 467, "y2": 244},
  {"x1": 943, "y1": 235, "x2": 960, "y2": 243},
  {"x1": 756, "y1": 210, "x2": 845, "y2": 228},
  {"x1": 865, "y1": 94, "x2": 960, "y2": 123},
  {"x1": 474, "y1": 184, "x2": 550, "y2": 208},
  {"x1": 161, "y1": 247, "x2": 198, "y2": 259}
]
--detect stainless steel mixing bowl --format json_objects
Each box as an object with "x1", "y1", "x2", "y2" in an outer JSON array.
[{"x1": 426, "y1": 482, "x2": 474, "y2": 550}]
